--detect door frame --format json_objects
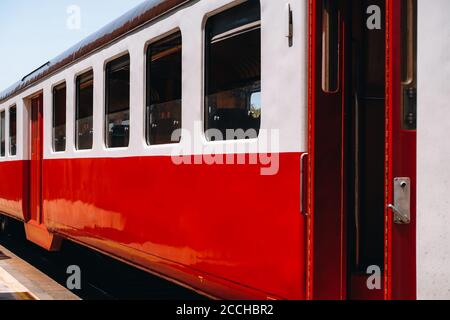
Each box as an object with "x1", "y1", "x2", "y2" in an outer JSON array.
[
  {"x1": 28, "y1": 93, "x2": 44, "y2": 225},
  {"x1": 22, "y1": 91, "x2": 62, "y2": 252},
  {"x1": 306, "y1": 0, "x2": 417, "y2": 300},
  {"x1": 385, "y1": 0, "x2": 417, "y2": 300}
]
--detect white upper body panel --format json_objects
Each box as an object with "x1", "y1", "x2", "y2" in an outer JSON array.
[{"x1": 0, "y1": 0, "x2": 308, "y2": 162}]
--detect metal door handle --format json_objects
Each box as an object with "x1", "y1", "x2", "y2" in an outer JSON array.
[
  {"x1": 388, "y1": 178, "x2": 411, "y2": 225},
  {"x1": 387, "y1": 204, "x2": 410, "y2": 224},
  {"x1": 300, "y1": 153, "x2": 309, "y2": 216}
]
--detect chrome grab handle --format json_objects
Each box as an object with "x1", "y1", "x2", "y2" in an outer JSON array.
[
  {"x1": 388, "y1": 178, "x2": 411, "y2": 225},
  {"x1": 300, "y1": 153, "x2": 309, "y2": 216},
  {"x1": 388, "y1": 204, "x2": 410, "y2": 224},
  {"x1": 354, "y1": 91, "x2": 361, "y2": 266}
]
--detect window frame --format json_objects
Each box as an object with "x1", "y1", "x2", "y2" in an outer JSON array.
[
  {"x1": 401, "y1": 0, "x2": 417, "y2": 130},
  {"x1": 9, "y1": 105, "x2": 17, "y2": 157},
  {"x1": 75, "y1": 69, "x2": 94, "y2": 151},
  {"x1": 145, "y1": 30, "x2": 183, "y2": 146},
  {"x1": 203, "y1": 0, "x2": 262, "y2": 142},
  {"x1": 52, "y1": 81, "x2": 67, "y2": 153},
  {"x1": 321, "y1": 0, "x2": 340, "y2": 94},
  {"x1": 0, "y1": 109, "x2": 5, "y2": 158},
  {"x1": 104, "y1": 52, "x2": 131, "y2": 149}
]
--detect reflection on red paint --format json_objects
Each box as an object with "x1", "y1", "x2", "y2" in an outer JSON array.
[{"x1": 0, "y1": 153, "x2": 306, "y2": 299}]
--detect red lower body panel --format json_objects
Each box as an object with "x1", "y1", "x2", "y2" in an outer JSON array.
[
  {"x1": 38, "y1": 152, "x2": 305, "y2": 299},
  {"x1": 0, "y1": 160, "x2": 27, "y2": 221}
]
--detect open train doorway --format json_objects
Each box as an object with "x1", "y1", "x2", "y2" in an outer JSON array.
[
  {"x1": 309, "y1": 0, "x2": 417, "y2": 300},
  {"x1": 346, "y1": 0, "x2": 386, "y2": 300}
]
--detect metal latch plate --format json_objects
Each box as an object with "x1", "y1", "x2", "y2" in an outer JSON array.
[{"x1": 393, "y1": 177, "x2": 411, "y2": 224}]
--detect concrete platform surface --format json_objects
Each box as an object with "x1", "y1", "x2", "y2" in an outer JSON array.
[{"x1": 0, "y1": 244, "x2": 80, "y2": 300}]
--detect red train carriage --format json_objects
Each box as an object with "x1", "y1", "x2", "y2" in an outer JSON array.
[{"x1": 0, "y1": 0, "x2": 445, "y2": 300}]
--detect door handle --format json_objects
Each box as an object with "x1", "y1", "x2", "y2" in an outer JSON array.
[
  {"x1": 388, "y1": 178, "x2": 411, "y2": 224},
  {"x1": 387, "y1": 204, "x2": 410, "y2": 224},
  {"x1": 300, "y1": 153, "x2": 309, "y2": 216}
]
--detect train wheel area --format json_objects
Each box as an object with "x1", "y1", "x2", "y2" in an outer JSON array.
[
  {"x1": 0, "y1": 227, "x2": 79, "y2": 300},
  {"x1": 0, "y1": 217, "x2": 205, "y2": 300}
]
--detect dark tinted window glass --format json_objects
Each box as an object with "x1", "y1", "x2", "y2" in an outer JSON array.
[
  {"x1": 53, "y1": 83, "x2": 66, "y2": 152},
  {"x1": 322, "y1": 0, "x2": 339, "y2": 92},
  {"x1": 205, "y1": 0, "x2": 261, "y2": 141},
  {"x1": 9, "y1": 106, "x2": 16, "y2": 156},
  {"x1": 0, "y1": 111, "x2": 5, "y2": 157},
  {"x1": 146, "y1": 32, "x2": 182, "y2": 145},
  {"x1": 76, "y1": 71, "x2": 94, "y2": 150},
  {"x1": 106, "y1": 54, "x2": 130, "y2": 148},
  {"x1": 401, "y1": 0, "x2": 417, "y2": 130}
]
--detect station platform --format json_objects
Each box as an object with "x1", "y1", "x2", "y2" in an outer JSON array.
[{"x1": 0, "y1": 244, "x2": 80, "y2": 300}]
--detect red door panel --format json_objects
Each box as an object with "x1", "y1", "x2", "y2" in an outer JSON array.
[
  {"x1": 30, "y1": 95, "x2": 43, "y2": 224},
  {"x1": 309, "y1": 0, "x2": 347, "y2": 300},
  {"x1": 308, "y1": 0, "x2": 416, "y2": 300},
  {"x1": 385, "y1": 0, "x2": 417, "y2": 299}
]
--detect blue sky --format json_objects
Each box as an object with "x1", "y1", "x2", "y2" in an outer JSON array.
[{"x1": 0, "y1": 0, "x2": 145, "y2": 92}]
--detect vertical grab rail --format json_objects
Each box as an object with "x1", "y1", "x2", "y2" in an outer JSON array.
[
  {"x1": 300, "y1": 153, "x2": 309, "y2": 216},
  {"x1": 354, "y1": 91, "x2": 361, "y2": 268}
]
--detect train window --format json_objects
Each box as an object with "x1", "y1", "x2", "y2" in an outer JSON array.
[
  {"x1": 105, "y1": 54, "x2": 130, "y2": 148},
  {"x1": 146, "y1": 32, "x2": 182, "y2": 145},
  {"x1": 402, "y1": 0, "x2": 416, "y2": 84},
  {"x1": 321, "y1": 0, "x2": 339, "y2": 93},
  {"x1": 0, "y1": 110, "x2": 5, "y2": 157},
  {"x1": 204, "y1": 0, "x2": 261, "y2": 141},
  {"x1": 76, "y1": 70, "x2": 94, "y2": 150},
  {"x1": 401, "y1": 0, "x2": 417, "y2": 130},
  {"x1": 53, "y1": 82, "x2": 67, "y2": 152},
  {"x1": 9, "y1": 105, "x2": 16, "y2": 156}
]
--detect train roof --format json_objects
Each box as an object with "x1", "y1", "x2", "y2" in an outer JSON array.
[{"x1": 0, "y1": 0, "x2": 188, "y2": 104}]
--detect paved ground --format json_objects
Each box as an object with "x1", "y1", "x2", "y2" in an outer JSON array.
[{"x1": 0, "y1": 244, "x2": 80, "y2": 300}]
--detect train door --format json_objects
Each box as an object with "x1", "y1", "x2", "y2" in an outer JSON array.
[
  {"x1": 308, "y1": 0, "x2": 416, "y2": 300},
  {"x1": 385, "y1": 0, "x2": 417, "y2": 300},
  {"x1": 25, "y1": 93, "x2": 61, "y2": 251},
  {"x1": 30, "y1": 95, "x2": 43, "y2": 224}
]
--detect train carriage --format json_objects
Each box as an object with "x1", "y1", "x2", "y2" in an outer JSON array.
[{"x1": 0, "y1": 0, "x2": 448, "y2": 300}]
